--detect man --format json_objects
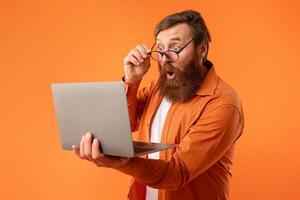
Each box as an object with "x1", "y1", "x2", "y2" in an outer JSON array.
[{"x1": 72, "y1": 10, "x2": 244, "y2": 200}]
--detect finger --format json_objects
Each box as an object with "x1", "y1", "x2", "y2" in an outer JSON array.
[
  {"x1": 141, "y1": 44, "x2": 151, "y2": 53},
  {"x1": 72, "y1": 145, "x2": 83, "y2": 159},
  {"x1": 124, "y1": 55, "x2": 131, "y2": 66},
  {"x1": 92, "y1": 138, "x2": 102, "y2": 160},
  {"x1": 84, "y1": 132, "x2": 93, "y2": 160},
  {"x1": 127, "y1": 55, "x2": 140, "y2": 66},
  {"x1": 80, "y1": 135, "x2": 85, "y2": 158},
  {"x1": 135, "y1": 45, "x2": 148, "y2": 59},
  {"x1": 131, "y1": 49, "x2": 144, "y2": 63}
]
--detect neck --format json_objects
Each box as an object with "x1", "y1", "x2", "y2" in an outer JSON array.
[{"x1": 199, "y1": 60, "x2": 209, "y2": 77}]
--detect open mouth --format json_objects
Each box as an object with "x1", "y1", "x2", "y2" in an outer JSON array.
[{"x1": 166, "y1": 71, "x2": 176, "y2": 79}]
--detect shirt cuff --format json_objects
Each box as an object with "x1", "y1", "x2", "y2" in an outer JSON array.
[{"x1": 122, "y1": 76, "x2": 142, "y2": 94}]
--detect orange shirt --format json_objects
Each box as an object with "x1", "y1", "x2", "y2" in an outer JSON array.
[{"x1": 117, "y1": 65, "x2": 244, "y2": 200}]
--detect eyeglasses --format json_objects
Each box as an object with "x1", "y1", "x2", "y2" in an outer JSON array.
[{"x1": 147, "y1": 38, "x2": 194, "y2": 63}]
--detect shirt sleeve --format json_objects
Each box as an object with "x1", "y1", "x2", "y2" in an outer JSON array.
[
  {"x1": 123, "y1": 77, "x2": 158, "y2": 131},
  {"x1": 116, "y1": 103, "x2": 244, "y2": 190}
]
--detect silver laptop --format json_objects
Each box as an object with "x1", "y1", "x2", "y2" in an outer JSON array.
[{"x1": 51, "y1": 81, "x2": 176, "y2": 157}]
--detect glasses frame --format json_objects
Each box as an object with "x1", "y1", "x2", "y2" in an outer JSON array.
[{"x1": 147, "y1": 38, "x2": 194, "y2": 63}]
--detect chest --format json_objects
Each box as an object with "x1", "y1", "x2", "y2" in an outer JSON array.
[{"x1": 141, "y1": 93, "x2": 210, "y2": 144}]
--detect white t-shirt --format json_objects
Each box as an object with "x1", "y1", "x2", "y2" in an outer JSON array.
[{"x1": 146, "y1": 97, "x2": 172, "y2": 200}]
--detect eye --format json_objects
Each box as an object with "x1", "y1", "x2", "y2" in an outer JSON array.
[
  {"x1": 171, "y1": 46, "x2": 181, "y2": 52},
  {"x1": 157, "y1": 46, "x2": 164, "y2": 52}
]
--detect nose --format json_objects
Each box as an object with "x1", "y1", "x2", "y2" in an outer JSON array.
[{"x1": 160, "y1": 53, "x2": 171, "y2": 65}]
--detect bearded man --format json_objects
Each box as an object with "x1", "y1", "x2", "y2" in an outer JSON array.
[{"x1": 72, "y1": 10, "x2": 244, "y2": 200}]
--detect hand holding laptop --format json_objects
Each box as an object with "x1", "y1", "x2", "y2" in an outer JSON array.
[{"x1": 72, "y1": 132, "x2": 131, "y2": 168}]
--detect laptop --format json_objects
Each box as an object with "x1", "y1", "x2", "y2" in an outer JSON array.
[{"x1": 51, "y1": 81, "x2": 176, "y2": 157}]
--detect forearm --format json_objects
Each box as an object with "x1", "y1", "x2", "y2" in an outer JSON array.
[{"x1": 116, "y1": 155, "x2": 188, "y2": 190}]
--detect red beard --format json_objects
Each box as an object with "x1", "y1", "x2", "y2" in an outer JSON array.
[{"x1": 158, "y1": 54, "x2": 207, "y2": 102}]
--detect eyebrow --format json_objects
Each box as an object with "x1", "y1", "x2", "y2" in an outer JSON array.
[{"x1": 156, "y1": 37, "x2": 183, "y2": 42}]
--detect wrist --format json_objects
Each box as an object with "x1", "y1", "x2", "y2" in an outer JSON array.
[{"x1": 124, "y1": 76, "x2": 142, "y2": 83}]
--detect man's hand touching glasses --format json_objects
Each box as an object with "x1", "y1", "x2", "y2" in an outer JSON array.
[{"x1": 123, "y1": 44, "x2": 151, "y2": 83}]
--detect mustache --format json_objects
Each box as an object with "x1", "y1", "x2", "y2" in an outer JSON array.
[{"x1": 159, "y1": 63, "x2": 176, "y2": 73}]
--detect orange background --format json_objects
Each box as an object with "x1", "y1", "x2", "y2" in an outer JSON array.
[{"x1": 1, "y1": 0, "x2": 299, "y2": 199}]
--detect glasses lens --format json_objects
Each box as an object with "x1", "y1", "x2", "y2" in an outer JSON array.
[
  {"x1": 150, "y1": 51, "x2": 178, "y2": 62},
  {"x1": 150, "y1": 51, "x2": 163, "y2": 62},
  {"x1": 165, "y1": 51, "x2": 178, "y2": 62}
]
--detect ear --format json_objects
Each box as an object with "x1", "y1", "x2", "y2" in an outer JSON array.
[{"x1": 196, "y1": 43, "x2": 207, "y2": 58}]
